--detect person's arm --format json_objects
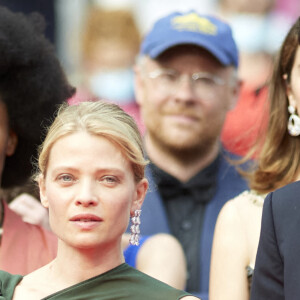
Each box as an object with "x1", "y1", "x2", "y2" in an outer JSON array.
[
  {"x1": 136, "y1": 233, "x2": 187, "y2": 290},
  {"x1": 209, "y1": 199, "x2": 249, "y2": 300},
  {"x1": 8, "y1": 193, "x2": 50, "y2": 229},
  {"x1": 250, "y1": 192, "x2": 284, "y2": 300}
]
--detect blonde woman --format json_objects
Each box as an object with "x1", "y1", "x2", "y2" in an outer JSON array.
[{"x1": 0, "y1": 101, "x2": 199, "y2": 299}]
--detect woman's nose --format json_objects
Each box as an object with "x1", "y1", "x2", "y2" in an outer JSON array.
[{"x1": 75, "y1": 180, "x2": 98, "y2": 207}]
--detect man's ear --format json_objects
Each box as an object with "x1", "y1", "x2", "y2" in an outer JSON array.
[
  {"x1": 130, "y1": 178, "x2": 148, "y2": 215},
  {"x1": 6, "y1": 130, "x2": 18, "y2": 157},
  {"x1": 38, "y1": 175, "x2": 49, "y2": 209},
  {"x1": 133, "y1": 64, "x2": 145, "y2": 106},
  {"x1": 228, "y1": 79, "x2": 242, "y2": 111}
]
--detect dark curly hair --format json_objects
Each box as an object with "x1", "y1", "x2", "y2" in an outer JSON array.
[{"x1": 0, "y1": 6, "x2": 75, "y2": 188}]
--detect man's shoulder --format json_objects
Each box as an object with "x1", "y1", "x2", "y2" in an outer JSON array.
[
  {"x1": 270, "y1": 181, "x2": 300, "y2": 208},
  {"x1": 218, "y1": 150, "x2": 247, "y2": 182},
  {"x1": 213, "y1": 150, "x2": 248, "y2": 202},
  {"x1": 261, "y1": 182, "x2": 300, "y2": 243},
  {"x1": 219, "y1": 148, "x2": 242, "y2": 169},
  {"x1": 274, "y1": 180, "x2": 300, "y2": 195}
]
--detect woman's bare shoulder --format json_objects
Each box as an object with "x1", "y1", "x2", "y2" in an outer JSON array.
[
  {"x1": 217, "y1": 190, "x2": 263, "y2": 230},
  {"x1": 13, "y1": 262, "x2": 55, "y2": 299},
  {"x1": 231, "y1": 190, "x2": 265, "y2": 208}
]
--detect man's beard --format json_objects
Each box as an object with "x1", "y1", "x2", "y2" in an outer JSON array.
[
  {"x1": 148, "y1": 126, "x2": 218, "y2": 165},
  {"x1": 143, "y1": 102, "x2": 222, "y2": 164}
]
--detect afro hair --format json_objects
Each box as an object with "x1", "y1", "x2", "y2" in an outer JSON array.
[{"x1": 0, "y1": 6, "x2": 75, "y2": 188}]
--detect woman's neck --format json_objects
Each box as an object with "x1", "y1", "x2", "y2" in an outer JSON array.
[
  {"x1": 15, "y1": 240, "x2": 125, "y2": 299},
  {"x1": 47, "y1": 240, "x2": 124, "y2": 288}
]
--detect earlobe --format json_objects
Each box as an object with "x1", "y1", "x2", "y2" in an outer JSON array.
[
  {"x1": 288, "y1": 94, "x2": 297, "y2": 108},
  {"x1": 130, "y1": 178, "x2": 148, "y2": 214},
  {"x1": 283, "y1": 74, "x2": 294, "y2": 106},
  {"x1": 39, "y1": 175, "x2": 49, "y2": 208},
  {"x1": 6, "y1": 130, "x2": 18, "y2": 157}
]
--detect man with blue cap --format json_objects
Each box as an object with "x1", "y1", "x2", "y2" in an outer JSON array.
[{"x1": 134, "y1": 11, "x2": 248, "y2": 299}]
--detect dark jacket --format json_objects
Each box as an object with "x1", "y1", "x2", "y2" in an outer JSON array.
[{"x1": 250, "y1": 181, "x2": 300, "y2": 300}]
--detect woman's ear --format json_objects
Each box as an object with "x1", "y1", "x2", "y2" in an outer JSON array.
[
  {"x1": 6, "y1": 130, "x2": 18, "y2": 157},
  {"x1": 38, "y1": 175, "x2": 49, "y2": 208},
  {"x1": 130, "y1": 178, "x2": 148, "y2": 214},
  {"x1": 288, "y1": 94, "x2": 297, "y2": 109},
  {"x1": 283, "y1": 74, "x2": 296, "y2": 107}
]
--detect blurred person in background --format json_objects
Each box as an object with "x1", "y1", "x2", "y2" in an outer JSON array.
[
  {"x1": 219, "y1": 0, "x2": 293, "y2": 156},
  {"x1": 69, "y1": 7, "x2": 144, "y2": 132}
]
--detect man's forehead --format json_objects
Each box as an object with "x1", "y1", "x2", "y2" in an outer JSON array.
[{"x1": 147, "y1": 45, "x2": 224, "y2": 67}]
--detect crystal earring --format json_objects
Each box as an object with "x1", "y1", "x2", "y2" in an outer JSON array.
[
  {"x1": 288, "y1": 105, "x2": 300, "y2": 136},
  {"x1": 129, "y1": 210, "x2": 141, "y2": 246}
]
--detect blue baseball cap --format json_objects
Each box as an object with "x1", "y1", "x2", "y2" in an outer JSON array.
[{"x1": 141, "y1": 11, "x2": 239, "y2": 68}]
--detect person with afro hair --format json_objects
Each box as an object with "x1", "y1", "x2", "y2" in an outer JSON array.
[{"x1": 0, "y1": 5, "x2": 75, "y2": 275}]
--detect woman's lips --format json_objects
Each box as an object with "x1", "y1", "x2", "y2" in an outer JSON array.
[
  {"x1": 70, "y1": 214, "x2": 102, "y2": 221},
  {"x1": 70, "y1": 214, "x2": 102, "y2": 230}
]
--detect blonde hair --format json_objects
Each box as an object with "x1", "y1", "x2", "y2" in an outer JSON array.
[
  {"x1": 241, "y1": 18, "x2": 300, "y2": 193},
  {"x1": 36, "y1": 101, "x2": 147, "y2": 182}
]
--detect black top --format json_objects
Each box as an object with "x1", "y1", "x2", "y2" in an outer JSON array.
[
  {"x1": 250, "y1": 181, "x2": 300, "y2": 300},
  {"x1": 149, "y1": 155, "x2": 219, "y2": 292}
]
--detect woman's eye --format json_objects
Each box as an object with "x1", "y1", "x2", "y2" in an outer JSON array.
[
  {"x1": 57, "y1": 174, "x2": 74, "y2": 182},
  {"x1": 101, "y1": 176, "x2": 119, "y2": 184}
]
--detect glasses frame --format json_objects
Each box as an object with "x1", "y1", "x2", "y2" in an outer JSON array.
[
  {"x1": 147, "y1": 68, "x2": 225, "y2": 85},
  {"x1": 144, "y1": 68, "x2": 227, "y2": 98}
]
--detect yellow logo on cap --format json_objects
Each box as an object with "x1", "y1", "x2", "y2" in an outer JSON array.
[{"x1": 171, "y1": 13, "x2": 217, "y2": 35}]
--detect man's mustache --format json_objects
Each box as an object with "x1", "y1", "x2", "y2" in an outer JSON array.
[{"x1": 162, "y1": 108, "x2": 201, "y2": 120}]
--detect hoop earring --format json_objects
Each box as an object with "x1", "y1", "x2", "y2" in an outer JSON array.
[
  {"x1": 288, "y1": 105, "x2": 300, "y2": 136},
  {"x1": 129, "y1": 210, "x2": 141, "y2": 246}
]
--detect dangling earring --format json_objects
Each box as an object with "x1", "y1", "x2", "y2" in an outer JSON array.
[
  {"x1": 288, "y1": 105, "x2": 300, "y2": 136},
  {"x1": 129, "y1": 210, "x2": 141, "y2": 246}
]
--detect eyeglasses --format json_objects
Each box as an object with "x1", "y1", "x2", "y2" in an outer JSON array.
[{"x1": 146, "y1": 68, "x2": 226, "y2": 98}]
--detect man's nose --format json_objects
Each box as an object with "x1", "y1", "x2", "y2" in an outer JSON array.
[{"x1": 174, "y1": 75, "x2": 196, "y2": 102}]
